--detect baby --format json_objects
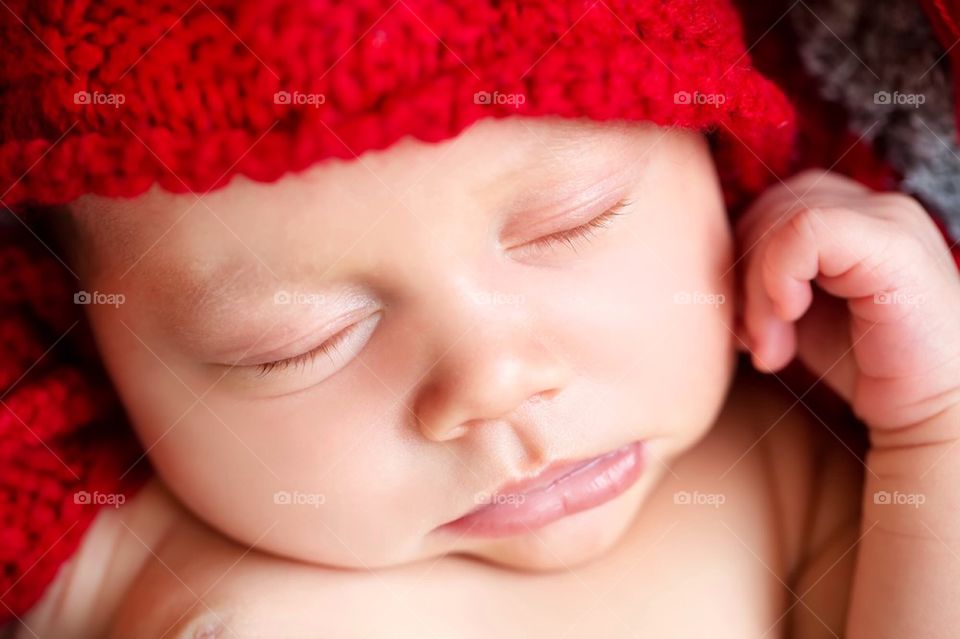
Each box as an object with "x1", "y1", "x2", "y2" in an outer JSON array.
[
  {"x1": 12, "y1": 117, "x2": 960, "y2": 638},
  {"x1": 1, "y1": 1, "x2": 959, "y2": 638}
]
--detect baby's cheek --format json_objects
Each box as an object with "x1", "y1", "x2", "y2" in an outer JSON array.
[
  {"x1": 587, "y1": 242, "x2": 735, "y2": 447},
  {"x1": 171, "y1": 397, "x2": 409, "y2": 565}
]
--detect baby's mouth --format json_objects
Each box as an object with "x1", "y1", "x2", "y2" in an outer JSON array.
[{"x1": 437, "y1": 440, "x2": 645, "y2": 538}]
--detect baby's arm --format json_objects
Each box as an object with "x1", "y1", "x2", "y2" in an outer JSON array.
[
  {"x1": 850, "y1": 409, "x2": 960, "y2": 637},
  {"x1": 737, "y1": 169, "x2": 960, "y2": 638}
]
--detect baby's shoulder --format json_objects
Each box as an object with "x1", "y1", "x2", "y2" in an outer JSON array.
[
  {"x1": 14, "y1": 478, "x2": 181, "y2": 639},
  {"x1": 722, "y1": 365, "x2": 865, "y2": 632}
]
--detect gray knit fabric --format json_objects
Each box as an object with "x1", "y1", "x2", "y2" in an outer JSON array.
[{"x1": 792, "y1": 0, "x2": 960, "y2": 242}]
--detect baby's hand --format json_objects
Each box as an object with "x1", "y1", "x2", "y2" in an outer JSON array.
[
  {"x1": 738, "y1": 169, "x2": 960, "y2": 639},
  {"x1": 736, "y1": 169, "x2": 960, "y2": 445}
]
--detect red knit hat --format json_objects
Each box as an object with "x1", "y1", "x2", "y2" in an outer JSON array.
[
  {"x1": 0, "y1": 0, "x2": 798, "y2": 624},
  {"x1": 0, "y1": 0, "x2": 797, "y2": 212}
]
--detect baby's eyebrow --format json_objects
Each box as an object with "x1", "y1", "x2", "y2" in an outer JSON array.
[
  {"x1": 151, "y1": 255, "x2": 263, "y2": 311},
  {"x1": 495, "y1": 137, "x2": 639, "y2": 214},
  {"x1": 150, "y1": 256, "x2": 375, "y2": 353},
  {"x1": 150, "y1": 257, "x2": 283, "y2": 327}
]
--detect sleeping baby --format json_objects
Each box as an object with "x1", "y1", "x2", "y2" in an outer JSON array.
[{"x1": 1, "y1": 0, "x2": 958, "y2": 637}]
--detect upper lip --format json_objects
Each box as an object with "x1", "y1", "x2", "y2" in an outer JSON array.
[
  {"x1": 458, "y1": 448, "x2": 620, "y2": 517},
  {"x1": 496, "y1": 456, "x2": 598, "y2": 495}
]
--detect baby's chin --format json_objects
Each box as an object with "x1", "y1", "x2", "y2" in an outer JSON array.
[{"x1": 446, "y1": 464, "x2": 665, "y2": 573}]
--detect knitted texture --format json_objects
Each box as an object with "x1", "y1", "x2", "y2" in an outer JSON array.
[
  {"x1": 737, "y1": 0, "x2": 960, "y2": 270},
  {"x1": 792, "y1": 0, "x2": 960, "y2": 244},
  {"x1": 919, "y1": 0, "x2": 960, "y2": 144},
  {"x1": 0, "y1": 0, "x2": 796, "y2": 214},
  {"x1": 0, "y1": 226, "x2": 149, "y2": 623}
]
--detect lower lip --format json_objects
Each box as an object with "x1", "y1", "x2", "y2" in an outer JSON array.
[{"x1": 439, "y1": 441, "x2": 645, "y2": 538}]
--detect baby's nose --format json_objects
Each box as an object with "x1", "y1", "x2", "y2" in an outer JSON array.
[{"x1": 412, "y1": 324, "x2": 571, "y2": 442}]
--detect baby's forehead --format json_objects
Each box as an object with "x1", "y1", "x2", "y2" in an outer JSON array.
[
  {"x1": 69, "y1": 117, "x2": 657, "y2": 218},
  {"x1": 62, "y1": 118, "x2": 694, "y2": 291}
]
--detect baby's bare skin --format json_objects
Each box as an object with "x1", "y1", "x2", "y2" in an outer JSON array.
[
  {"x1": 13, "y1": 118, "x2": 958, "y2": 637},
  {"x1": 18, "y1": 366, "x2": 864, "y2": 638}
]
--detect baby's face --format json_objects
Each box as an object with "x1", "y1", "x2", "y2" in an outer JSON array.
[{"x1": 69, "y1": 117, "x2": 736, "y2": 571}]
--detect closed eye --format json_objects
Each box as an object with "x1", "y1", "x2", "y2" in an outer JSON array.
[
  {"x1": 250, "y1": 311, "x2": 381, "y2": 378},
  {"x1": 254, "y1": 329, "x2": 347, "y2": 377},
  {"x1": 518, "y1": 198, "x2": 632, "y2": 257}
]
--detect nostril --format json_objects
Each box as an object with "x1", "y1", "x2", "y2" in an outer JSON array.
[
  {"x1": 444, "y1": 422, "x2": 474, "y2": 439},
  {"x1": 191, "y1": 621, "x2": 226, "y2": 639},
  {"x1": 531, "y1": 388, "x2": 561, "y2": 402},
  {"x1": 174, "y1": 615, "x2": 229, "y2": 639}
]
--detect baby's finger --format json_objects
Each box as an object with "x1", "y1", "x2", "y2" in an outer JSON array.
[
  {"x1": 761, "y1": 205, "x2": 959, "y2": 380},
  {"x1": 735, "y1": 170, "x2": 878, "y2": 375},
  {"x1": 735, "y1": 168, "x2": 872, "y2": 251},
  {"x1": 742, "y1": 238, "x2": 797, "y2": 373}
]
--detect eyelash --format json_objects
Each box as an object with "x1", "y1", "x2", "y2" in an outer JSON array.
[
  {"x1": 254, "y1": 321, "x2": 357, "y2": 377},
  {"x1": 251, "y1": 200, "x2": 631, "y2": 377},
  {"x1": 522, "y1": 198, "x2": 632, "y2": 255}
]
